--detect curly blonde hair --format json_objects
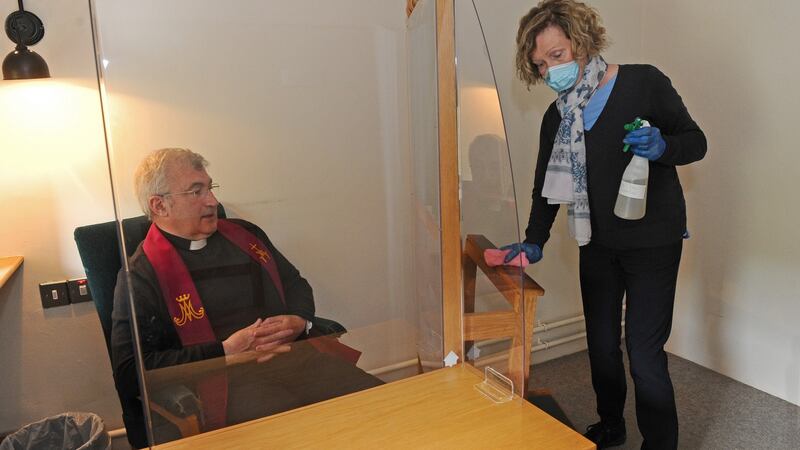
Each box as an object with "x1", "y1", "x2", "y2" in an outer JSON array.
[{"x1": 515, "y1": 0, "x2": 608, "y2": 88}]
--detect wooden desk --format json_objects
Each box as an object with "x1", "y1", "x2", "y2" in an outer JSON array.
[
  {"x1": 0, "y1": 256, "x2": 23, "y2": 290},
  {"x1": 155, "y1": 365, "x2": 594, "y2": 449}
]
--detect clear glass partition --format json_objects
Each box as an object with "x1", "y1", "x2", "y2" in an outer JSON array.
[
  {"x1": 90, "y1": 0, "x2": 443, "y2": 446},
  {"x1": 455, "y1": 0, "x2": 528, "y2": 397},
  {"x1": 408, "y1": 0, "x2": 444, "y2": 374}
]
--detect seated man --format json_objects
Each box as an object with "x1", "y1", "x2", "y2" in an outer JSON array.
[{"x1": 111, "y1": 148, "x2": 381, "y2": 447}]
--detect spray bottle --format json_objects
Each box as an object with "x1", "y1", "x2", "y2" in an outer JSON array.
[{"x1": 614, "y1": 117, "x2": 650, "y2": 220}]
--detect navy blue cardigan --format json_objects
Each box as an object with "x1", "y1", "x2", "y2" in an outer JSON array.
[{"x1": 525, "y1": 64, "x2": 707, "y2": 250}]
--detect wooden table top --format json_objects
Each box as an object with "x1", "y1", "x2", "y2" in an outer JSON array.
[
  {"x1": 0, "y1": 256, "x2": 23, "y2": 290},
  {"x1": 155, "y1": 364, "x2": 594, "y2": 449}
]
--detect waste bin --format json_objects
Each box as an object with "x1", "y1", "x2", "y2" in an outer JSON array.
[{"x1": 0, "y1": 412, "x2": 110, "y2": 450}]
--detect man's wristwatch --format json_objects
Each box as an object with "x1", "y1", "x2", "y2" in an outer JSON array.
[{"x1": 305, "y1": 320, "x2": 313, "y2": 335}]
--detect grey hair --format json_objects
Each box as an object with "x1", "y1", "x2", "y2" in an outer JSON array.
[{"x1": 134, "y1": 148, "x2": 208, "y2": 218}]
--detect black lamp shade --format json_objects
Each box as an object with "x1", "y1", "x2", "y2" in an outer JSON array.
[
  {"x1": 3, "y1": 44, "x2": 50, "y2": 80},
  {"x1": 4, "y1": 6, "x2": 50, "y2": 80}
]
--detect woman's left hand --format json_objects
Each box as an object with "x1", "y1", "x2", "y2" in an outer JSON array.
[{"x1": 624, "y1": 126, "x2": 666, "y2": 161}]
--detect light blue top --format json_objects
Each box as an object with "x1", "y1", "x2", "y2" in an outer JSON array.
[{"x1": 583, "y1": 74, "x2": 618, "y2": 131}]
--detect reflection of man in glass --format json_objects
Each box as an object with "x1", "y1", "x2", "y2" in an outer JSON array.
[
  {"x1": 111, "y1": 148, "x2": 381, "y2": 446},
  {"x1": 461, "y1": 134, "x2": 516, "y2": 234}
]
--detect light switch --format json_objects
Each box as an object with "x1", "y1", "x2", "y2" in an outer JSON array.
[
  {"x1": 39, "y1": 281, "x2": 69, "y2": 308},
  {"x1": 67, "y1": 277, "x2": 92, "y2": 304}
]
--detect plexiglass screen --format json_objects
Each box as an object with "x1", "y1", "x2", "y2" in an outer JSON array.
[
  {"x1": 90, "y1": 0, "x2": 444, "y2": 445},
  {"x1": 408, "y1": 0, "x2": 444, "y2": 374},
  {"x1": 455, "y1": 0, "x2": 529, "y2": 397}
]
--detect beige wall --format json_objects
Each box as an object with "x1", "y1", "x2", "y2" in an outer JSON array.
[
  {"x1": 0, "y1": 0, "x2": 121, "y2": 431},
  {"x1": 476, "y1": 0, "x2": 800, "y2": 406},
  {"x1": 641, "y1": 0, "x2": 800, "y2": 406}
]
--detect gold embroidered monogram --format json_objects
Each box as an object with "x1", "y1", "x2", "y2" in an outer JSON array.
[
  {"x1": 173, "y1": 293, "x2": 205, "y2": 327},
  {"x1": 249, "y1": 242, "x2": 271, "y2": 264}
]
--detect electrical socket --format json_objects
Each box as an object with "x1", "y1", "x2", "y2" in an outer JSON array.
[
  {"x1": 67, "y1": 277, "x2": 92, "y2": 304},
  {"x1": 39, "y1": 281, "x2": 69, "y2": 308}
]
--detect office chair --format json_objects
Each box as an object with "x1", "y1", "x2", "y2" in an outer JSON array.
[{"x1": 74, "y1": 205, "x2": 348, "y2": 447}]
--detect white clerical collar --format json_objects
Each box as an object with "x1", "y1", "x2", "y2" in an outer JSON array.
[{"x1": 189, "y1": 239, "x2": 207, "y2": 251}]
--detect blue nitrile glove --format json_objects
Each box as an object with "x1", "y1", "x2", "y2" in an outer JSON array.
[
  {"x1": 623, "y1": 126, "x2": 666, "y2": 161},
  {"x1": 500, "y1": 242, "x2": 543, "y2": 264}
]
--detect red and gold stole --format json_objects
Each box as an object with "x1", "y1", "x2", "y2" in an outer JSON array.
[
  {"x1": 142, "y1": 219, "x2": 286, "y2": 430},
  {"x1": 142, "y1": 219, "x2": 361, "y2": 430},
  {"x1": 143, "y1": 219, "x2": 286, "y2": 347}
]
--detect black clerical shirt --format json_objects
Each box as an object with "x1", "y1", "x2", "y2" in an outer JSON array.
[{"x1": 110, "y1": 219, "x2": 314, "y2": 399}]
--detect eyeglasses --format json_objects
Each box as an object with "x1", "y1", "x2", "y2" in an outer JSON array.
[{"x1": 160, "y1": 183, "x2": 219, "y2": 199}]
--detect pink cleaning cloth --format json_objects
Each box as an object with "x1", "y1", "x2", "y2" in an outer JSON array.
[{"x1": 484, "y1": 248, "x2": 530, "y2": 268}]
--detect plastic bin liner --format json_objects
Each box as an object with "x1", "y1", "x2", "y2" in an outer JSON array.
[{"x1": 0, "y1": 412, "x2": 110, "y2": 450}]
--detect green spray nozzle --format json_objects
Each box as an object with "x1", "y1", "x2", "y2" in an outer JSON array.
[{"x1": 622, "y1": 117, "x2": 644, "y2": 152}]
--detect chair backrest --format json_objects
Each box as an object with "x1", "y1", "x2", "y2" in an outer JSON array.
[
  {"x1": 73, "y1": 206, "x2": 226, "y2": 448},
  {"x1": 73, "y1": 220, "x2": 119, "y2": 357},
  {"x1": 73, "y1": 205, "x2": 226, "y2": 357}
]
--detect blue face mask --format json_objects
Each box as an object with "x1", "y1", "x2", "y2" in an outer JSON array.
[{"x1": 545, "y1": 60, "x2": 580, "y2": 92}]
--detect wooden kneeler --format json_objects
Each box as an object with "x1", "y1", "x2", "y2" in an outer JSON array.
[
  {"x1": 462, "y1": 234, "x2": 544, "y2": 394},
  {"x1": 463, "y1": 234, "x2": 574, "y2": 429}
]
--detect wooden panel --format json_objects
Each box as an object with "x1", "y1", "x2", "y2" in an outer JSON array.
[
  {"x1": 154, "y1": 365, "x2": 594, "y2": 450},
  {"x1": 0, "y1": 256, "x2": 23, "y2": 290},
  {"x1": 437, "y1": 0, "x2": 463, "y2": 361},
  {"x1": 522, "y1": 289, "x2": 538, "y2": 385},
  {"x1": 463, "y1": 311, "x2": 518, "y2": 341}
]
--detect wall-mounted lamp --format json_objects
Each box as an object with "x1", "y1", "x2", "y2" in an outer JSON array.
[{"x1": 3, "y1": 0, "x2": 50, "y2": 80}]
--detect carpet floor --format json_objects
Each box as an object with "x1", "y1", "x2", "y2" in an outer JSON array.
[{"x1": 530, "y1": 350, "x2": 800, "y2": 449}]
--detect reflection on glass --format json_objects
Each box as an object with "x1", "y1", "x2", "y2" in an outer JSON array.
[
  {"x1": 91, "y1": 0, "x2": 439, "y2": 446},
  {"x1": 455, "y1": 0, "x2": 528, "y2": 397},
  {"x1": 408, "y1": 0, "x2": 444, "y2": 373},
  {"x1": 462, "y1": 132, "x2": 516, "y2": 234},
  {"x1": 109, "y1": 149, "x2": 384, "y2": 445}
]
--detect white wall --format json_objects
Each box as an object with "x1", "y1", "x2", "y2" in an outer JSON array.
[{"x1": 0, "y1": 0, "x2": 121, "y2": 431}]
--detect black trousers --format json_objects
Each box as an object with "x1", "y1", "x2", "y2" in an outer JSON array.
[{"x1": 579, "y1": 240, "x2": 682, "y2": 450}]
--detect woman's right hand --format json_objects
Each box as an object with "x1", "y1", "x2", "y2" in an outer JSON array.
[{"x1": 500, "y1": 242, "x2": 543, "y2": 264}]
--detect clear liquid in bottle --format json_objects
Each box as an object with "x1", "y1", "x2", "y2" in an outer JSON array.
[
  {"x1": 614, "y1": 154, "x2": 649, "y2": 220},
  {"x1": 614, "y1": 176, "x2": 647, "y2": 219}
]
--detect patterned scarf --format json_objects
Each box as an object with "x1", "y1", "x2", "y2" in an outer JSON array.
[{"x1": 541, "y1": 55, "x2": 607, "y2": 246}]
